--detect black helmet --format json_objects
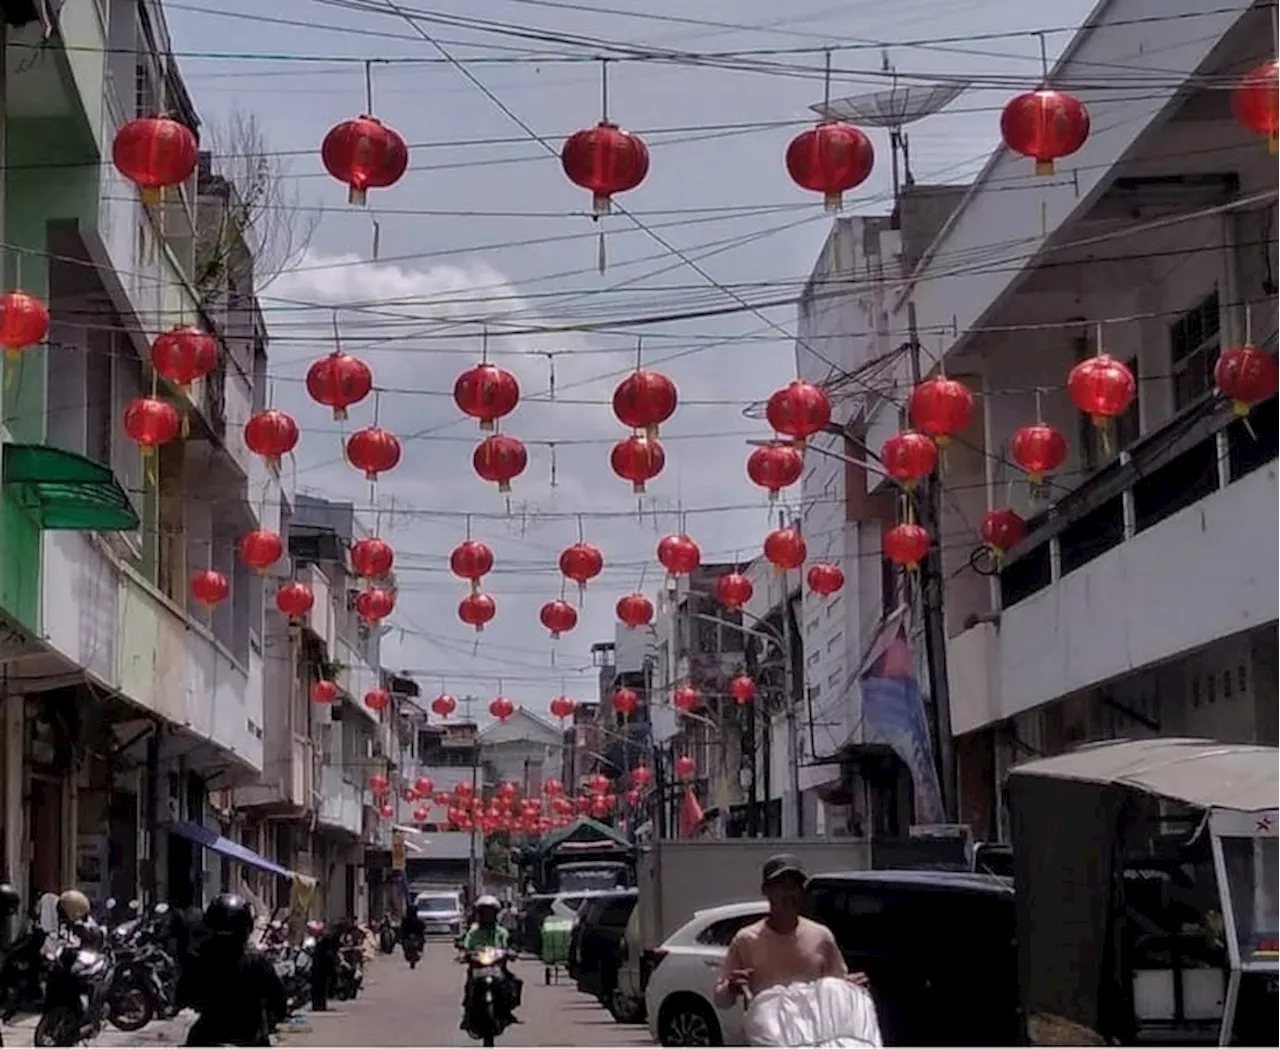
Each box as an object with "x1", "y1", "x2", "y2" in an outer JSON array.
[
  {"x1": 204, "y1": 893, "x2": 254, "y2": 939},
  {"x1": 0, "y1": 882, "x2": 20, "y2": 915}
]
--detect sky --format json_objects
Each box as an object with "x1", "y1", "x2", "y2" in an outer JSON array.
[{"x1": 163, "y1": 0, "x2": 1097, "y2": 718}]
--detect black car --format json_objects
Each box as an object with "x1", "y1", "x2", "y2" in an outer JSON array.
[
  {"x1": 569, "y1": 890, "x2": 638, "y2": 1009},
  {"x1": 802, "y1": 869, "x2": 1019, "y2": 1047}
]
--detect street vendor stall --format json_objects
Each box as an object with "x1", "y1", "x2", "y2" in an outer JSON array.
[{"x1": 1008, "y1": 737, "x2": 1277, "y2": 1047}]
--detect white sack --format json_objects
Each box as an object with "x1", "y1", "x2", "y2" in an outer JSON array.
[{"x1": 744, "y1": 976, "x2": 884, "y2": 1048}]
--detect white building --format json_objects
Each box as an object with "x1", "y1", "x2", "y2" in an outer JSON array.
[{"x1": 479, "y1": 707, "x2": 564, "y2": 795}]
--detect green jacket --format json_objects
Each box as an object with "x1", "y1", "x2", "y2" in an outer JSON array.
[{"x1": 462, "y1": 923, "x2": 510, "y2": 951}]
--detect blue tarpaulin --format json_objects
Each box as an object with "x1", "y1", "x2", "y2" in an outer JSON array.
[{"x1": 164, "y1": 820, "x2": 293, "y2": 878}]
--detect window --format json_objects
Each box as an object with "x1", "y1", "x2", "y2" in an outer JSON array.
[
  {"x1": 1170, "y1": 291, "x2": 1221, "y2": 410},
  {"x1": 695, "y1": 911, "x2": 765, "y2": 946}
]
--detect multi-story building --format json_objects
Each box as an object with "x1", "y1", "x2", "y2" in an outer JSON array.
[
  {"x1": 406, "y1": 718, "x2": 482, "y2": 890},
  {"x1": 479, "y1": 707, "x2": 564, "y2": 797}
]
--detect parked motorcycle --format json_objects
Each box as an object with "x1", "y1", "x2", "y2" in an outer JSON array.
[
  {"x1": 34, "y1": 926, "x2": 114, "y2": 1047},
  {"x1": 332, "y1": 944, "x2": 364, "y2": 1001},
  {"x1": 377, "y1": 915, "x2": 398, "y2": 955},
  {"x1": 402, "y1": 932, "x2": 423, "y2": 969},
  {"x1": 0, "y1": 925, "x2": 50, "y2": 1024},
  {"x1": 462, "y1": 947, "x2": 516, "y2": 1048}
]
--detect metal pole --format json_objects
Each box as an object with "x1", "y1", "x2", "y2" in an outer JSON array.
[
  {"x1": 779, "y1": 513, "x2": 804, "y2": 835},
  {"x1": 906, "y1": 298, "x2": 959, "y2": 823},
  {"x1": 742, "y1": 629, "x2": 760, "y2": 837},
  {"x1": 468, "y1": 742, "x2": 480, "y2": 902}
]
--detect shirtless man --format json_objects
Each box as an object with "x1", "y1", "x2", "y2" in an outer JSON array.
[{"x1": 714, "y1": 854, "x2": 867, "y2": 1008}]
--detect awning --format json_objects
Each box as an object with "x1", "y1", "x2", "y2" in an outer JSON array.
[
  {"x1": 1, "y1": 443, "x2": 139, "y2": 531},
  {"x1": 164, "y1": 820, "x2": 293, "y2": 878}
]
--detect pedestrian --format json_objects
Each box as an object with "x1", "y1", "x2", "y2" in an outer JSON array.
[{"x1": 310, "y1": 921, "x2": 341, "y2": 1012}]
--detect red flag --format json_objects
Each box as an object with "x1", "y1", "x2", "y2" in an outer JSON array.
[{"x1": 679, "y1": 785, "x2": 704, "y2": 838}]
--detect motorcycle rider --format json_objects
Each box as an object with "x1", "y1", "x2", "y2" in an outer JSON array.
[
  {"x1": 400, "y1": 905, "x2": 425, "y2": 956},
  {"x1": 180, "y1": 893, "x2": 286, "y2": 1047},
  {"x1": 458, "y1": 895, "x2": 520, "y2": 1032}
]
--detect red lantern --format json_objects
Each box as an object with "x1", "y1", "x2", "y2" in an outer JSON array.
[
  {"x1": 631, "y1": 766, "x2": 653, "y2": 788},
  {"x1": 1067, "y1": 354, "x2": 1136, "y2": 428},
  {"x1": 611, "y1": 434, "x2": 665, "y2": 494},
  {"x1": 450, "y1": 540, "x2": 494, "y2": 589},
  {"x1": 980, "y1": 508, "x2": 1027, "y2": 559},
  {"x1": 909, "y1": 376, "x2": 974, "y2": 446},
  {"x1": 455, "y1": 782, "x2": 474, "y2": 798},
  {"x1": 321, "y1": 116, "x2": 409, "y2": 205},
  {"x1": 587, "y1": 773, "x2": 610, "y2": 795},
  {"x1": 884, "y1": 523, "x2": 931, "y2": 570},
  {"x1": 657, "y1": 533, "x2": 701, "y2": 576},
  {"x1": 379, "y1": 803, "x2": 394, "y2": 820},
  {"x1": 123, "y1": 397, "x2": 180, "y2": 453},
  {"x1": 489, "y1": 696, "x2": 515, "y2": 721},
  {"x1": 543, "y1": 778, "x2": 564, "y2": 797},
  {"x1": 112, "y1": 116, "x2": 199, "y2": 205},
  {"x1": 458, "y1": 592, "x2": 496, "y2": 632},
  {"x1": 561, "y1": 121, "x2": 650, "y2": 213},
  {"x1": 1010, "y1": 423, "x2": 1068, "y2": 485},
  {"x1": 763, "y1": 527, "x2": 806, "y2": 572},
  {"x1": 785, "y1": 121, "x2": 874, "y2": 211},
  {"x1": 1000, "y1": 89, "x2": 1090, "y2": 176},
  {"x1": 415, "y1": 776, "x2": 433, "y2": 796},
  {"x1": 613, "y1": 370, "x2": 678, "y2": 438},
  {"x1": 351, "y1": 537, "x2": 394, "y2": 578},
  {"x1": 346, "y1": 426, "x2": 401, "y2": 482},
  {"x1": 355, "y1": 587, "x2": 395, "y2": 624},
  {"x1": 239, "y1": 530, "x2": 283, "y2": 573},
  {"x1": 714, "y1": 572, "x2": 754, "y2": 611},
  {"x1": 413, "y1": 806, "x2": 429, "y2": 824},
  {"x1": 880, "y1": 431, "x2": 938, "y2": 488},
  {"x1": 747, "y1": 442, "x2": 804, "y2": 499},
  {"x1": 539, "y1": 599, "x2": 578, "y2": 639},
  {"x1": 766, "y1": 380, "x2": 831, "y2": 445},
  {"x1": 0, "y1": 290, "x2": 50, "y2": 360},
  {"x1": 275, "y1": 580, "x2": 315, "y2": 620},
  {"x1": 806, "y1": 562, "x2": 845, "y2": 597},
  {"x1": 369, "y1": 774, "x2": 390, "y2": 796},
  {"x1": 190, "y1": 569, "x2": 229, "y2": 608},
  {"x1": 624, "y1": 788, "x2": 641, "y2": 807},
  {"x1": 431, "y1": 694, "x2": 457, "y2": 717},
  {"x1": 473, "y1": 434, "x2": 528, "y2": 493},
  {"x1": 559, "y1": 542, "x2": 603, "y2": 589},
  {"x1": 612, "y1": 688, "x2": 639, "y2": 716},
  {"x1": 616, "y1": 593, "x2": 653, "y2": 629},
  {"x1": 243, "y1": 410, "x2": 299, "y2": 468},
  {"x1": 675, "y1": 755, "x2": 696, "y2": 779},
  {"x1": 1232, "y1": 60, "x2": 1279, "y2": 152},
  {"x1": 364, "y1": 688, "x2": 391, "y2": 712},
  {"x1": 549, "y1": 695, "x2": 576, "y2": 720},
  {"x1": 305, "y1": 351, "x2": 373, "y2": 420},
  {"x1": 433, "y1": 791, "x2": 450, "y2": 806},
  {"x1": 672, "y1": 685, "x2": 699, "y2": 713},
  {"x1": 1215, "y1": 345, "x2": 1279, "y2": 416},
  {"x1": 150, "y1": 326, "x2": 217, "y2": 389},
  {"x1": 729, "y1": 676, "x2": 757, "y2": 705},
  {"x1": 453, "y1": 363, "x2": 520, "y2": 431},
  {"x1": 312, "y1": 680, "x2": 339, "y2": 704}
]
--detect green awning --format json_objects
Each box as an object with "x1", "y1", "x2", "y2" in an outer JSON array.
[
  {"x1": 2, "y1": 443, "x2": 139, "y2": 531},
  {"x1": 537, "y1": 816, "x2": 631, "y2": 853}
]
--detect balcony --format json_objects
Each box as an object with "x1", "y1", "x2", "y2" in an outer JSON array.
[
  {"x1": 317, "y1": 766, "x2": 363, "y2": 836},
  {"x1": 947, "y1": 394, "x2": 1278, "y2": 734},
  {"x1": 334, "y1": 635, "x2": 380, "y2": 726}
]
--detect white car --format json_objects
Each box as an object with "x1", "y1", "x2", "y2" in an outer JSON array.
[
  {"x1": 645, "y1": 900, "x2": 768, "y2": 1046},
  {"x1": 414, "y1": 890, "x2": 465, "y2": 937}
]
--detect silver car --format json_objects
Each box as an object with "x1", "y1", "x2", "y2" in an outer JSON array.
[{"x1": 414, "y1": 891, "x2": 464, "y2": 937}]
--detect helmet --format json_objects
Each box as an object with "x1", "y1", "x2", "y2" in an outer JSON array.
[
  {"x1": 475, "y1": 894, "x2": 500, "y2": 911},
  {"x1": 58, "y1": 890, "x2": 91, "y2": 922},
  {"x1": 0, "y1": 882, "x2": 20, "y2": 915},
  {"x1": 204, "y1": 893, "x2": 254, "y2": 940}
]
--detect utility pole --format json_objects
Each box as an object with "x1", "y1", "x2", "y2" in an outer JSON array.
[
  {"x1": 905, "y1": 299, "x2": 959, "y2": 823},
  {"x1": 461, "y1": 695, "x2": 481, "y2": 904},
  {"x1": 779, "y1": 512, "x2": 804, "y2": 836}
]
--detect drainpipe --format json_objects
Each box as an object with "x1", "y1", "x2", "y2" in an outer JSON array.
[{"x1": 143, "y1": 726, "x2": 160, "y2": 904}]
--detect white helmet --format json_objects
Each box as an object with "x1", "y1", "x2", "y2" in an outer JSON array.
[
  {"x1": 58, "y1": 889, "x2": 91, "y2": 922},
  {"x1": 475, "y1": 894, "x2": 500, "y2": 910}
]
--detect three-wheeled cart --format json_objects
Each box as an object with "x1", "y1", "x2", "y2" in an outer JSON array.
[{"x1": 539, "y1": 915, "x2": 573, "y2": 985}]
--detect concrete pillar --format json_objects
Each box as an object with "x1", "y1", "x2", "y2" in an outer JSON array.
[{"x1": 3, "y1": 691, "x2": 25, "y2": 895}]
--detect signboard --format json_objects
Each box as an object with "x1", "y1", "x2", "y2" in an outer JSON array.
[{"x1": 391, "y1": 830, "x2": 407, "y2": 871}]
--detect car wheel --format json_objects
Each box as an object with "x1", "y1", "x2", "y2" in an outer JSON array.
[
  {"x1": 659, "y1": 996, "x2": 722, "y2": 1046},
  {"x1": 607, "y1": 988, "x2": 644, "y2": 1024}
]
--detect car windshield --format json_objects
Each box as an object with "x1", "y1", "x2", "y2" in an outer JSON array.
[
  {"x1": 417, "y1": 896, "x2": 457, "y2": 913},
  {"x1": 1220, "y1": 835, "x2": 1279, "y2": 964}
]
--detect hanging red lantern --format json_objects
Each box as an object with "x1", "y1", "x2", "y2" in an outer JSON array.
[
  {"x1": 364, "y1": 688, "x2": 391, "y2": 712},
  {"x1": 616, "y1": 593, "x2": 653, "y2": 629},
  {"x1": 543, "y1": 778, "x2": 564, "y2": 797},
  {"x1": 413, "y1": 806, "x2": 429, "y2": 824},
  {"x1": 190, "y1": 569, "x2": 229, "y2": 608},
  {"x1": 1232, "y1": 59, "x2": 1279, "y2": 152},
  {"x1": 559, "y1": 542, "x2": 603, "y2": 589},
  {"x1": 453, "y1": 363, "x2": 520, "y2": 431},
  {"x1": 884, "y1": 523, "x2": 931, "y2": 570},
  {"x1": 305, "y1": 351, "x2": 373, "y2": 421},
  {"x1": 346, "y1": 426, "x2": 401, "y2": 481},
  {"x1": 431, "y1": 694, "x2": 457, "y2": 717},
  {"x1": 0, "y1": 290, "x2": 50, "y2": 360},
  {"x1": 149, "y1": 326, "x2": 217, "y2": 390},
  {"x1": 1067, "y1": 354, "x2": 1136, "y2": 430},
  {"x1": 454, "y1": 782, "x2": 474, "y2": 798},
  {"x1": 539, "y1": 599, "x2": 578, "y2": 639},
  {"x1": 613, "y1": 370, "x2": 678, "y2": 438},
  {"x1": 415, "y1": 776, "x2": 433, "y2": 796},
  {"x1": 806, "y1": 562, "x2": 845, "y2": 597},
  {"x1": 351, "y1": 536, "x2": 394, "y2": 578},
  {"x1": 979, "y1": 508, "x2": 1027, "y2": 560},
  {"x1": 239, "y1": 529, "x2": 283, "y2": 574},
  {"x1": 489, "y1": 696, "x2": 515, "y2": 721},
  {"x1": 275, "y1": 580, "x2": 315, "y2": 620},
  {"x1": 714, "y1": 572, "x2": 754, "y2": 611},
  {"x1": 355, "y1": 587, "x2": 395, "y2": 624},
  {"x1": 549, "y1": 695, "x2": 576, "y2": 720},
  {"x1": 450, "y1": 540, "x2": 494, "y2": 590},
  {"x1": 657, "y1": 533, "x2": 701, "y2": 576},
  {"x1": 311, "y1": 680, "x2": 339, "y2": 704},
  {"x1": 473, "y1": 434, "x2": 528, "y2": 493},
  {"x1": 611, "y1": 434, "x2": 665, "y2": 493},
  {"x1": 458, "y1": 592, "x2": 496, "y2": 632},
  {"x1": 1000, "y1": 89, "x2": 1090, "y2": 175},
  {"x1": 672, "y1": 685, "x2": 699, "y2": 713},
  {"x1": 747, "y1": 442, "x2": 804, "y2": 499},
  {"x1": 402, "y1": 787, "x2": 418, "y2": 804},
  {"x1": 587, "y1": 773, "x2": 611, "y2": 795},
  {"x1": 321, "y1": 115, "x2": 409, "y2": 205},
  {"x1": 112, "y1": 116, "x2": 199, "y2": 205},
  {"x1": 612, "y1": 688, "x2": 639, "y2": 716},
  {"x1": 763, "y1": 527, "x2": 806, "y2": 572},
  {"x1": 369, "y1": 773, "x2": 390, "y2": 795},
  {"x1": 123, "y1": 397, "x2": 180, "y2": 453},
  {"x1": 630, "y1": 766, "x2": 653, "y2": 788},
  {"x1": 433, "y1": 791, "x2": 450, "y2": 806},
  {"x1": 379, "y1": 803, "x2": 394, "y2": 820},
  {"x1": 1215, "y1": 345, "x2": 1279, "y2": 416},
  {"x1": 1010, "y1": 423, "x2": 1068, "y2": 485},
  {"x1": 561, "y1": 121, "x2": 650, "y2": 213},
  {"x1": 880, "y1": 431, "x2": 938, "y2": 488},
  {"x1": 785, "y1": 121, "x2": 875, "y2": 211},
  {"x1": 766, "y1": 380, "x2": 831, "y2": 445},
  {"x1": 728, "y1": 676, "x2": 757, "y2": 705},
  {"x1": 909, "y1": 376, "x2": 975, "y2": 446},
  {"x1": 675, "y1": 756, "x2": 696, "y2": 779},
  {"x1": 624, "y1": 788, "x2": 641, "y2": 807},
  {"x1": 243, "y1": 409, "x2": 299, "y2": 468}
]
